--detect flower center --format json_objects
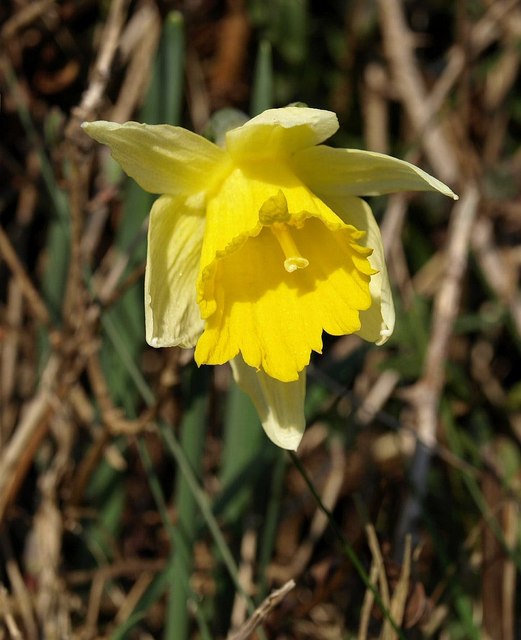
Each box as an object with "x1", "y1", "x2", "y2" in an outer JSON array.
[
  {"x1": 258, "y1": 189, "x2": 309, "y2": 273},
  {"x1": 271, "y1": 223, "x2": 309, "y2": 273}
]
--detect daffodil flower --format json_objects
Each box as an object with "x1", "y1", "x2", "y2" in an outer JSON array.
[{"x1": 83, "y1": 107, "x2": 457, "y2": 450}]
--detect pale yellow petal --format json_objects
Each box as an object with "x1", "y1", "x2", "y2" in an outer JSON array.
[
  {"x1": 230, "y1": 355, "x2": 306, "y2": 450},
  {"x1": 145, "y1": 196, "x2": 204, "y2": 348},
  {"x1": 292, "y1": 146, "x2": 458, "y2": 199},
  {"x1": 321, "y1": 195, "x2": 395, "y2": 344},
  {"x1": 82, "y1": 121, "x2": 228, "y2": 197},
  {"x1": 225, "y1": 107, "x2": 338, "y2": 163}
]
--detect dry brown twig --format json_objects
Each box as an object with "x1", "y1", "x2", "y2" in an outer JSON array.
[
  {"x1": 385, "y1": 536, "x2": 412, "y2": 640},
  {"x1": 3, "y1": 2, "x2": 141, "y2": 518},
  {"x1": 0, "y1": 223, "x2": 55, "y2": 441},
  {"x1": 0, "y1": 584, "x2": 24, "y2": 640},
  {"x1": 359, "y1": 554, "x2": 381, "y2": 640},
  {"x1": 355, "y1": 370, "x2": 401, "y2": 427},
  {"x1": 376, "y1": 0, "x2": 485, "y2": 554},
  {"x1": 411, "y1": 184, "x2": 479, "y2": 448},
  {"x1": 67, "y1": 0, "x2": 130, "y2": 132},
  {"x1": 481, "y1": 442, "x2": 518, "y2": 640},
  {"x1": 0, "y1": 306, "x2": 100, "y2": 522},
  {"x1": 359, "y1": 527, "x2": 413, "y2": 640},
  {"x1": 377, "y1": 0, "x2": 520, "y2": 182},
  {"x1": 63, "y1": 0, "x2": 131, "y2": 337},
  {"x1": 366, "y1": 526, "x2": 392, "y2": 626},
  {"x1": 0, "y1": 0, "x2": 152, "y2": 532},
  {"x1": 226, "y1": 579, "x2": 296, "y2": 640},
  {"x1": 0, "y1": 226, "x2": 52, "y2": 328},
  {"x1": 229, "y1": 526, "x2": 258, "y2": 631},
  {"x1": 362, "y1": 62, "x2": 390, "y2": 154},
  {"x1": 28, "y1": 407, "x2": 75, "y2": 636},
  {"x1": 111, "y1": 2, "x2": 162, "y2": 123},
  {"x1": 0, "y1": 531, "x2": 39, "y2": 639},
  {"x1": 377, "y1": 0, "x2": 459, "y2": 184},
  {"x1": 378, "y1": 0, "x2": 521, "y2": 341},
  {"x1": 114, "y1": 572, "x2": 155, "y2": 626},
  {"x1": 0, "y1": 0, "x2": 56, "y2": 42},
  {"x1": 393, "y1": 185, "x2": 479, "y2": 548},
  {"x1": 31, "y1": 475, "x2": 67, "y2": 636},
  {"x1": 0, "y1": 355, "x2": 60, "y2": 522}
]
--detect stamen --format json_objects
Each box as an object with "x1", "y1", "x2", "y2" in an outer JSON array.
[{"x1": 271, "y1": 223, "x2": 309, "y2": 273}]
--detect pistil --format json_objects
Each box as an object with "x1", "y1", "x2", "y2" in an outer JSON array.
[{"x1": 271, "y1": 223, "x2": 309, "y2": 273}]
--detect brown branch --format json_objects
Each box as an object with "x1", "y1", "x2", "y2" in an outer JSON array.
[
  {"x1": 226, "y1": 580, "x2": 296, "y2": 640},
  {"x1": 377, "y1": 0, "x2": 460, "y2": 185},
  {"x1": 86, "y1": 350, "x2": 153, "y2": 436},
  {"x1": 0, "y1": 0, "x2": 56, "y2": 42},
  {"x1": 481, "y1": 443, "x2": 518, "y2": 640},
  {"x1": 0, "y1": 225, "x2": 51, "y2": 327},
  {"x1": 0, "y1": 355, "x2": 59, "y2": 522},
  {"x1": 0, "y1": 535, "x2": 38, "y2": 640},
  {"x1": 63, "y1": 0, "x2": 130, "y2": 336},
  {"x1": 111, "y1": 3, "x2": 161, "y2": 123},
  {"x1": 394, "y1": 184, "x2": 479, "y2": 548},
  {"x1": 67, "y1": 0, "x2": 130, "y2": 132},
  {"x1": 415, "y1": 184, "x2": 480, "y2": 422},
  {"x1": 0, "y1": 325, "x2": 96, "y2": 521}
]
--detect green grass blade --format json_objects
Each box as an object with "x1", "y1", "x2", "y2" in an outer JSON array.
[
  {"x1": 158, "y1": 420, "x2": 256, "y2": 614},
  {"x1": 251, "y1": 39, "x2": 273, "y2": 115},
  {"x1": 218, "y1": 380, "x2": 266, "y2": 524},
  {"x1": 165, "y1": 365, "x2": 210, "y2": 640},
  {"x1": 160, "y1": 11, "x2": 185, "y2": 125}
]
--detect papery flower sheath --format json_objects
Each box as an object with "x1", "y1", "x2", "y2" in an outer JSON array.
[{"x1": 83, "y1": 107, "x2": 457, "y2": 449}]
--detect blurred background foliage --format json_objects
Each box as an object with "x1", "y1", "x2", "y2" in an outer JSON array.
[{"x1": 0, "y1": 0, "x2": 520, "y2": 638}]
